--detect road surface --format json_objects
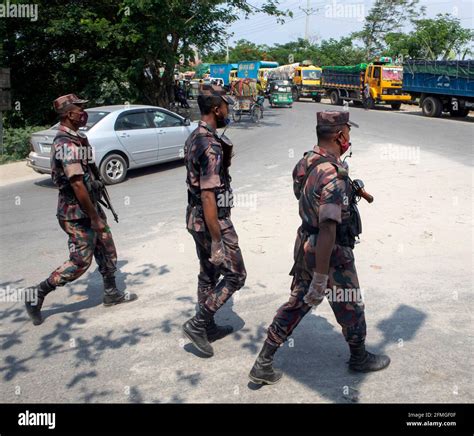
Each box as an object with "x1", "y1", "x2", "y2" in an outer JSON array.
[{"x1": 0, "y1": 100, "x2": 472, "y2": 403}]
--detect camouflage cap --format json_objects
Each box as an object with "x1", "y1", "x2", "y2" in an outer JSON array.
[
  {"x1": 199, "y1": 84, "x2": 235, "y2": 106},
  {"x1": 53, "y1": 93, "x2": 89, "y2": 114},
  {"x1": 317, "y1": 111, "x2": 359, "y2": 128}
]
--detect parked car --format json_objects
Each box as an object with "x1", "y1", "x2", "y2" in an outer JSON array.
[{"x1": 27, "y1": 105, "x2": 198, "y2": 184}]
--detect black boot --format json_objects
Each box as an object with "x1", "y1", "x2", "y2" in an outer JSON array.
[
  {"x1": 249, "y1": 342, "x2": 283, "y2": 385},
  {"x1": 200, "y1": 305, "x2": 234, "y2": 342},
  {"x1": 25, "y1": 279, "x2": 56, "y2": 326},
  {"x1": 348, "y1": 343, "x2": 390, "y2": 372},
  {"x1": 182, "y1": 305, "x2": 214, "y2": 357},
  {"x1": 103, "y1": 276, "x2": 138, "y2": 307}
]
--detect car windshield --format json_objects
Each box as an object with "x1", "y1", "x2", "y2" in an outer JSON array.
[
  {"x1": 382, "y1": 68, "x2": 403, "y2": 81},
  {"x1": 303, "y1": 70, "x2": 321, "y2": 79}
]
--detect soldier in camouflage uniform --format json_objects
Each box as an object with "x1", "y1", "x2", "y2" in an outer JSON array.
[
  {"x1": 182, "y1": 84, "x2": 247, "y2": 357},
  {"x1": 249, "y1": 111, "x2": 390, "y2": 384},
  {"x1": 24, "y1": 94, "x2": 137, "y2": 326}
]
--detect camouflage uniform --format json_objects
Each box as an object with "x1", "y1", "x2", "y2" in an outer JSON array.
[
  {"x1": 47, "y1": 111, "x2": 117, "y2": 287},
  {"x1": 265, "y1": 112, "x2": 366, "y2": 348},
  {"x1": 185, "y1": 120, "x2": 247, "y2": 313}
]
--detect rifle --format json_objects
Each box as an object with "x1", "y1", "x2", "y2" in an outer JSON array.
[{"x1": 88, "y1": 162, "x2": 119, "y2": 223}]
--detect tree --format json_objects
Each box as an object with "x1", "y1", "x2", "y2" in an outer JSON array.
[
  {"x1": 384, "y1": 14, "x2": 473, "y2": 60},
  {"x1": 228, "y1": 39, "x2": 265, "y2": 62},
  {"x1": 353, "y1": 0, "x2": 425, "y2": 59},
  {"x1": 411, "y1": 14, "x2": 473, "y2": 60},
  {"x1": 2, "y1": 0, "x2": 290, "y2": 127}
]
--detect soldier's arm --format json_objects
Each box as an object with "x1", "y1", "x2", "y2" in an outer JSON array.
[
  {"x1": 198, "y1": 138, "x2": 224, "y2": 242},
  {"x1": 201, "y1": 190, "x2": 221, "y2": 242},
  {"x1": 315, "y1": 220, "x2": 336, "y2": 275},
  {"x1": 70, "y1": 176, "x2": 105, "y2": 232},
  {"x1": 315, "y1": 172, "x2": 345, "y2": 274}
]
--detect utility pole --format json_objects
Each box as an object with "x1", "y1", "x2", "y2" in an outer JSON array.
[
  {"x1": 301, "y1": 0, "x2": 314, "y2": 41},
  {"x1": 305, "y1": 0, "x2": 310, "y2": 40},
  {"x1": 226, "y1": 38, "x2": 229, "y2": 63}
]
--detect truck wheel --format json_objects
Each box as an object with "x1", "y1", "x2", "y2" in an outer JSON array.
[
  {"x1": 353, "y1": 101, "x2": 364, "y2": 107},
  {"x1": 363, "y1": 97, "x2": 375, "y2": 109},
  {"x1": 422, "y1": 96, "x2": 442, "y2": 117},
  {"x1": 100, "y1": 153, "x2": 128, "y2": 185},
  {"x1": 330, "y1": 90, "x2": 341, "y2": 106},
  {"x1": 450, "y1": 108, "x2": 470, "y2": 117},
  {"x1": 391, "y1": 103, "x2": 402, "y2": 110},
  {"x1": 313, "y1": 95, "x2": 322, "y2": 103}
]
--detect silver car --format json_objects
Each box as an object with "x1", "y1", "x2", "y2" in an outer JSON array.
[{"x1": 27, "y1": 105, "x2": 198, "y2": 184}]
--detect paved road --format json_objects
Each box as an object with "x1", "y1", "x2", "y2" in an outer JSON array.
[{"x1": 0, "y1": 100, "x2": 472, "y2": 403}]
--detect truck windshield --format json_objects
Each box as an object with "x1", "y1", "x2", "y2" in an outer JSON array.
[
  {"x1": 303, "y1": 70, "x2": 321, "y2": 80},
  {"x1": 382, "y1": 68, "x2": 403, "y2": 81}
]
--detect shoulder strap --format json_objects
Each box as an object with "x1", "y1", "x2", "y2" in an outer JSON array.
[{"x1": 300, "y1": 155, "x2": 332, "y2": 191}]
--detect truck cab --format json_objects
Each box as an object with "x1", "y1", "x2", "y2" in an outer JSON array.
[
  {"x1": 292, "y1": 65, "x2": 323, "y2": 101},
  {"x1": 364, "y1": 61, "x2": 411, "y2": 109}
]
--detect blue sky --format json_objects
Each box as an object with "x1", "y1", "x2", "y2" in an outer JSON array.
[{"x1": 226, "y1": 0, "x2": 474, "y2": 46}]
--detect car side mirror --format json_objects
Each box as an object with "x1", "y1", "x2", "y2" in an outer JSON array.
[{"x1": 183, "y1": 118, "x2": 191, "y2": 126}]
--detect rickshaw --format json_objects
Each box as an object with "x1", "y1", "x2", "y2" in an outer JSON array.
[
  {"x1": 188, "y1": 81, "x2": 200, "y2": 99},
  {"x1": 268, "y1": 79, "x2": 293, "y2": 108},
  {"x1": 231, "y1": 78, "x2": 263, "y2": 123}
]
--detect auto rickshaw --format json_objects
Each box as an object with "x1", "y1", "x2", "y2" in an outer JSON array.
[{"x1": 268, "y1": 80, "x2": 293, "y2": 108}]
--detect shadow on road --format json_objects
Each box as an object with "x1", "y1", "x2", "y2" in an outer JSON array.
[
  {"x1": 244, "y1": 302, "x2": 427, "y2": 402},
  {"x1": 0, "y1": 262, "x2": 158, "y2": 401}
]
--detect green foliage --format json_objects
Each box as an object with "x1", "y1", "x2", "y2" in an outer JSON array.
[
  {"x1": 201, "y1": 37, "x2": 365, "y2": 67},
  {"x1": 0, "y1": 126, "x2": 50, "y2": 164},
  {"x1": 383, "y1": 14, "x2": 473, "y2": 60},
  {"x1": 2, "y1": 0, "x2": 289, "y2": 127},
  {"x1": 352, "y1": 0, "x2": 425, "y2": 59}
]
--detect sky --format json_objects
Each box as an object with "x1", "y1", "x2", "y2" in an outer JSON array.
[{"x1": 226, "y1": 0, "x2": 474, "y2": 46}]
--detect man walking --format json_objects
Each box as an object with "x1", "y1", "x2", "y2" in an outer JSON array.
[
  {"x1": 24, "y1": 94, "x2": 137, "y2": 325},
  {"x1": 182, "y1": 85, "x2": 246, "y2": 357},
  {"x1": 249, "y1": 111, "x2": 390, "y2": 384}
]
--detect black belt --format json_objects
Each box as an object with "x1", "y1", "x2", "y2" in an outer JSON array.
[{"x1": 301, "y1": 221, "x2": 319, "y2": 235}]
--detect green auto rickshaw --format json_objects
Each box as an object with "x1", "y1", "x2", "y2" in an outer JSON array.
[{"x1": 268, "y1": 80, "x2": 293, "y2": 108}]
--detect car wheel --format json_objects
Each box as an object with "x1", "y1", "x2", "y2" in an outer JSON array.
[
  {"x1": 422, "y1": 96, "x2": 442, "y2": 117},
  {"x1": 100, "y1": 153, "x2": 127, "y2": 185}
]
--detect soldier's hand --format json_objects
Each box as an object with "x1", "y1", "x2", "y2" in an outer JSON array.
[
  {"x1": 304, "y1": 272, "x2": 329, "y2": 307},
  {"x1": 209, "y1": 239, "x2": 226, "y2": 266},
  {"x1": 91, "y1": 216, "x2": 107, "y2": 234}
]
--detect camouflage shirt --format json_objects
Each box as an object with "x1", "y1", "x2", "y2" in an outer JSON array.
[
  {"x1": 292, "y1": 144, "x2": 354, "y2": 272},
  {"x1": 184, "y1": 120, "x2": 233, "y2": 232},
  {"x1": 51, "y1": 125, "x2": 102, "y2": 221}
]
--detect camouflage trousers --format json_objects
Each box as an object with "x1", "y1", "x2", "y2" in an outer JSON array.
[
  {"x1": 189, "y1": 224, "x2": 247, "y2": 313},
  {"x1": 48, "y1": 218, "x2": 117, "y2": 287},
  {"x1": 266, "y1": 259, "x2": 367, "y2": 347}
]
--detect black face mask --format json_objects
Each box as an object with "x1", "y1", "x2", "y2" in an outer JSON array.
[
  {"x1": 216, "y1": 115, "x2": 230, "y2": 129},
  {"x1": 214, "y1": 107, "x2": 231, "y2": 129}
]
